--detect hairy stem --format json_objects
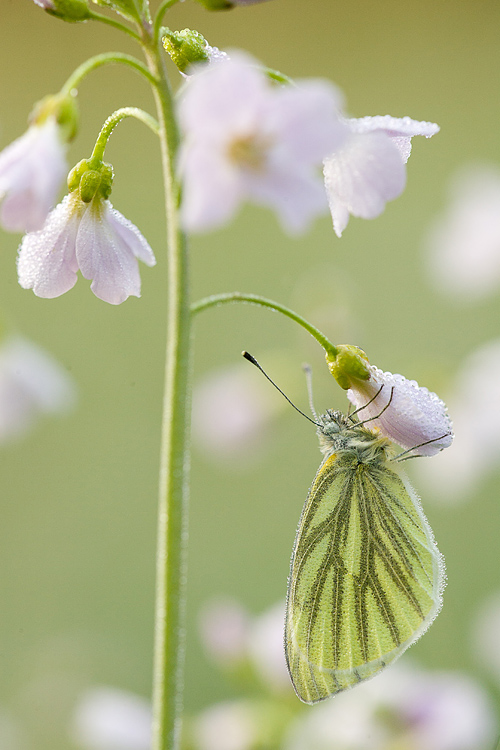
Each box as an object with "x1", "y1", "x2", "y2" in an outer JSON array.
[{"x1": 142, "y1": 28, "x2": 191, "y2": 750}]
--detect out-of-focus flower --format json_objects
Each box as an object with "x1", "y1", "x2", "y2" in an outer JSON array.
[
  {"x1": 284, "y1": 663, "x2": 497, "y2": 750},
  {"x1": 192, "y1": 362, "x2": 286, "y2": 464},
  {"x1": 17, "y1": 177, "x2": 155, "y2": 305},
  {"x1": 72, "y1": 687, "x2": 151, "y2": 750},
  {"x1": 425, "y1": 166, "x2": 500, "y2": 301},
  {"x1": 0, "y1": 117, "x2": 67, "y2": 233},
  {"x1": 0, "y1": 335, "x2": 75, "y2": 442},
  {"x1": 416, "y1": 338, "x2": 500, "y2": 501},
  {"x1": 246, "y1": 601, "x2": 290, "y2": 693},
  {"x1": 199, "y1": 598, "x2": 251, "y2": 665},
  {"x1": 323, "y1": 115, "x2": 439, "y2": 237},
  {"x1": 193, "y1": 701, "x2": 257, "y2": 750},
  {"x1": 33, "y1": 0, "x2": 91, "y2": 19},
  {"x1": 179, "y1": 54, "x2": 347, "y2": 234}
]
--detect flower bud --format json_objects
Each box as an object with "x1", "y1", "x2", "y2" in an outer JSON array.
[
  {"x1": 32, "y1": 0, "x2": 91, "y2": 22},
  {"x1": 163, "y1": 29, "x2": 210, "y2": 73}
]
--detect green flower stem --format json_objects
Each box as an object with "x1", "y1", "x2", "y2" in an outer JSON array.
[
  {"x1": 87, "y1": 9, "x2": 142, "y2": 41},
  {"x1": 153, "y1": 0, "x2": 183, "y2": 42},
  {"x1": 60, "y1": 52, "x2": 157, "y2": 96},
  {"x1": 89, "y1": 107, "x2": 159, "y2": 164},
  {"x1": 142, "y1": 30, "x2": 191, "y2": 750},
  {"x1": 191, "y1": 293, "x2": 339, "y2": 359}
]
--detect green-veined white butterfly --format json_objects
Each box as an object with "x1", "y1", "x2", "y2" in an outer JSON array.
[{"x1": 243, "y1": 352, "x2": 446, "y2": 705}]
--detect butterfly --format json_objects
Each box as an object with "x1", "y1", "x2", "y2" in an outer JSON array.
[
  {"x1": 242, "y1": 351, "x2": 445, "y2": 705},
  {"x1": 284, "y1": 407, "x2": 445, "y2": 704}
]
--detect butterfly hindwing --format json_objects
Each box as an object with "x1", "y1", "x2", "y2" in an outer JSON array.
[{"x1": 284, "y1": 449, "x2": 444, "y2": 704}]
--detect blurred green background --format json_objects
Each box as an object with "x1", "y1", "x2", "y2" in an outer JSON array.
[{"x1": 1, "y1": 0, "x2": 500, "y2": 746}]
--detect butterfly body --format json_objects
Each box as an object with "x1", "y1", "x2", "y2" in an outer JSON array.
[{"x1": 285, "y1": 409, "x2": 444, "y2": 704}]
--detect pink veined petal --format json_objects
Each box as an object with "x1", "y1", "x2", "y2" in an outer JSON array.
[
  {"x1": 323, "y1": 131, "x2": 407, "y2": 221},
  {"x1": 348, "y1": 115, "x2": 440, "y2": 139},
  {"x1": 0, "y1": 119, "x2": 67, "y2": 232},
  {"x1": 105, "y1": 205, "x2": 156, "y2": 267},
  {"x1": 17, "y1": 194, "x2": 80, "y2": 298},
  {"x1": 76, "y1": 200, "x2": 143, "y2": 305}
]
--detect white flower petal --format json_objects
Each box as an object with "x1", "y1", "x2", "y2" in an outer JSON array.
[
  {"x1": 347, "y1": 365, "x2": 453, "y2": 456},
  {"x1": 0, "y1": 119, "x2": 67, "y2": 232},
  {"x1": 17, "y1": 194, "x2": 80, "y2": 298},
  {"x1": 106, "y1": 207, "x2": 156, "y2": 267},
  {"x1": 179, "y1": 54, "x2": 343, "y2": 234},
  {"x1": 194, "y1": 702, "x2": 257, "y2": 750},
  {"x1": 323, "y1": 131, "x2": 406, "y2": 229},
  {"x1": 76, "y1": 200, "x2": 142, "y2": 305}
]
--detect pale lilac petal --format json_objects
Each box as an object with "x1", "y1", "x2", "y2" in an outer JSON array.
[
  {"x1": 347, "y1": 365, "x2": 453, "y2": 456},
  {"x1": 72, "y1": 688, "x2": 151, "y2": 750},
  {"x1": 199, "y1": 599, "x2": 250, "y2": 664},
  {"x1": 181, "y1": 146, "x2": 243, "y2": 232},
  {"x1": 0, "y1": 119, "x2": 67, "y2": 232},
  {"x1": 76, "y1": 201, "x2": 142, "y2": 305},
  {"x1": 179, "y1": 54, "x2": 343, "y2": 234},
  {"x1": 348, "y1": 115, "x2": 439, "y2": 163},
  {"x1": 323, "y1": 132, "x2": 406, "y2": 234},
  {"x1": 106, "y1": 208, "x2": 155, "y2": 266},
  {"x1": 245, "y1": 164, "x2": 328, "y2": 233},
  {"x1": 17, "y1": 194, "x2": 80, "y2": 298},
  {"x1": 271, "y1": 81, "x2": 347, "y2": 164},
  {"x1": 247, "y1": 602, "x2": 290, "y2": 691}
]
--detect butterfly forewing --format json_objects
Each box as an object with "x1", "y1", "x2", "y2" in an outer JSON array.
[{"x1": 285, "y1": 446, "x2": 444, "y2": 704}]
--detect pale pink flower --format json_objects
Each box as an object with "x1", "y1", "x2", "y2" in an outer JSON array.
[
  {"x1": 179, "y1": 54, "x2": 347, "y2": 234},
  {"x1": 347, "y1": 365, "x2": 453, "y2": 456},
  {"x1": 417, "y1": 338, "x2": 500, "y2": 501},
  {"x1": 284, "y1": 663, "x2": 497, "y2": 750},
  {"x1": 324, "y1": 115, "x2": 439, "y2": 237},
  {"x1": 199, "y1": 598, "x2": 250, "y2": 664},
  {"x1": 72, "y1": 688, "x2": 151, "y2": 750},
  {"x1": 0, "y1": 117, "x2": 67, "y2": 233},
  {"x1": 0, "y1": 335, "x2": 75, "y2": 442},
  {"x1": 247, "y1": 601, "x2": 291, "y2": 692},
  {"x1": 17, "y1": 193, "x2": 156, "y2": 304},
  {"x1": 425, "y1": 166, "x2": 500, "y2": 300}
]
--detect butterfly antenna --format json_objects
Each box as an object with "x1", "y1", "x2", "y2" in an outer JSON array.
[
  {"x1": 242, "y1": 351, "x2": 319, "y2": 427},
  {"x1": 302, "y1": 363, "x2": 318, "y2": 421}
]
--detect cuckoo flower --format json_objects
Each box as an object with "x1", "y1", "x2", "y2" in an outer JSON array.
[
  {"x1": 0, "y1": 117, "x2": 68, "y2": 233},
  {"x1": 324, "y1": 115, "x2": 439, "y2": 237},
  {"x1": 17, "y1": 160, "x2": 155, "y2": 305},
  {"x1": 327, "y1": 346, "x2": 452, "y2": 456},
  {"x1": 179, "y1": 54, "x2": 347, "y2": 234}
]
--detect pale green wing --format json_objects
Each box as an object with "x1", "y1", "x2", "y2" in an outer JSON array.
[{"x1": 284, "y1": 452, "x2": 444, "y2": 704}]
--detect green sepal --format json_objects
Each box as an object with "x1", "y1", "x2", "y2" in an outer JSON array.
[
  {"x1": 326, "y1": 344, "x2": 371, "y2": 390},
  {"x1": 91, "y1": 0, "x2": 144, "y2": 23},
  {"x1": 37, "y1": 0, "x2": 91, "y2": 21},
  {"x1": 162, "y1": 29, "x2": 210, "y2": 73},
  {"x1": 68, "y1": 159, "x2": 114, "y2": 202},
  {"x1": 30, "y1": 93, "x2": 79, "y2": 142}
]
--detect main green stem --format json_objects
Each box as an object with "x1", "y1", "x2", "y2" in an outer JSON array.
[{"x1": 142, "y1": 30, "x2": 191, "y2": 750}]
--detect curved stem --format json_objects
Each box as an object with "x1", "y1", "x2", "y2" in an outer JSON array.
[
  {"x1": 87, "y1": 9, "x2": 142, "y2": 41},
  {"x1": 191, "y1": 292, "x2": 339, "y2": 358},
  {"x1": 89, "y1": 106, "x2": 159, "y2": 164},
  {"x1": 153, "y1": 0, "x2": 183, "y2": 42},
  {"x1": 60, "y1": 52, "x2": 157, "y2": 96},
  {"x1": 142, "y1": 30, "x2": 191, "y2": 750}
]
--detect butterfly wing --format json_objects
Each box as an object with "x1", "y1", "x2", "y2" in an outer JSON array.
[{"x1": 284, "y1": 451, "x2": 444, "y2": 704}]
